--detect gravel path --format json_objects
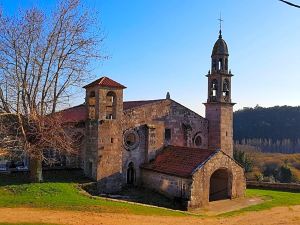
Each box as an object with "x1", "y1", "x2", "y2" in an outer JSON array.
[{"x1": 0, "y1": 206, "x2": 300, "y2": 225}]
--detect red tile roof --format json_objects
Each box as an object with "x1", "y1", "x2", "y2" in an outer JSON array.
[
  {"x1": 141, "y1": 146, "x2": 217, "y2": 178},
  {"x1": 59, "y1": 104, "x2": 87, "y2": 123},
  {"x1": 83, "y1": 77, "x2": 126, "y2": 89}
]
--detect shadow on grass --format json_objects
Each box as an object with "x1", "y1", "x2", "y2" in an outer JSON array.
[
  {"x1": 0, "y1": 169, "x2": 91, "y2": 186},
  {"x1": 82, "y1": 184, "x2": 187, "y2": 211}
]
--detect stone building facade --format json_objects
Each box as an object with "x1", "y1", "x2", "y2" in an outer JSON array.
[{"x1": 62, "y1": 31, "x2": 246, "y2": 209}]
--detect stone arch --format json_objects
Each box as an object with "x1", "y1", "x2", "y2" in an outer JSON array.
[
  {"x1": 218, "y1": 58, "x2": 223, "y2": 70},
  {"x1": 210, "y1": 79, "x2": 218, "y2": 100},
  {"x1": 222, "y1": 79, "x2": 230, "y2": 97},
  {"x1": 209, "y1": 168, "x2": 232, "y2": 201},
  {"x1": 127, "y1": 162, "x2": 135, "y2": 185},
  {"x1": 225, "y1": 58, "x2": 228, "y2": 70}
]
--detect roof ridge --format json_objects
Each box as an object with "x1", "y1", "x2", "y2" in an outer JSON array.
[
  {"x1": 83, "y1": 76, "x2": 126, "y2": 89},
  {"x1": 98, "y1": 77, "x2": 106, "y2": 85}
]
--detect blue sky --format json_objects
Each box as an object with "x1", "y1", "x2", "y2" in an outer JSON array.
[{"x1": 1, "y1": 0, "x2": 300, "y2": 116}]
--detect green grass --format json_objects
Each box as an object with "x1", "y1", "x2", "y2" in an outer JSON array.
[
  {"x1": 0, "y1": 171, "x2": 187, "y2": 217},
  {"x1": 222, "y1": 188, "x2": 300, "y2": 216},
  {"x1": 2, "y1": 171, "x2": 300, "y2": 218}
]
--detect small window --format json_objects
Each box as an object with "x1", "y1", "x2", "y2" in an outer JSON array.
[
  {"x1": 165, "y1": 128, "x2": 171, "y2": 140},
  {"x1": 111, "y1": 138, "x2": 114, "y2": 143},
  {"x1": 106, "y1": 114, "x2": 113, "y2": 120},
  {"x1": 90, "y1": 91, "x2": 95, "y2": 97}
]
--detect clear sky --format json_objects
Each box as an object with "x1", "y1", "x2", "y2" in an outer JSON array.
[{"x1": 1, "y1": 0, "x2": 300, "y2": 116}]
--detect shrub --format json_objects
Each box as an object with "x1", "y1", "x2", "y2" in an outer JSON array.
[{"x1": 234, "y1": 149, "x2": 254, "y2": 172}]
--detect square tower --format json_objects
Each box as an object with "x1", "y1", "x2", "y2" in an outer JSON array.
[{"x1": 83, "y1": 77, "x2": 126, "y2": 193}]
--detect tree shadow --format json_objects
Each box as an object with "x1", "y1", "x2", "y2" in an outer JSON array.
[{"x1": 0, "y1": 169, "x2": 91, "y2": 186}]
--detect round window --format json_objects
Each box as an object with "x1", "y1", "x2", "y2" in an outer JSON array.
[
  {"x1": 194, "y1": 135, "x2": 202, "y2": 147},
  {"x1": 123, "y1": 129, "x2": 140, "y2": 150}
]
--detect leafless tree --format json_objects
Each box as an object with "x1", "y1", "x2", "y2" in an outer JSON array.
[
  {"x1": 279, "y1": 0, "x2": 300, "y2": 8},
  {"x1": 0, "y1": 0, "x2": 103, "y2": 181}
]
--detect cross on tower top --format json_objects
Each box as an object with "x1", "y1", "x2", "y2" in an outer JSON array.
[{"x1": 218, "y1": 13, "x2": 223, "y2": 38}]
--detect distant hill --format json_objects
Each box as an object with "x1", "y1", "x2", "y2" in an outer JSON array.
[{"x1": 233, "y1": 106, "x2": 300, "y2": 153}]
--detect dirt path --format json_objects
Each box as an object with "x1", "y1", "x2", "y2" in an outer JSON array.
[{"x1": 0, "y1": 206, "x2": 300, "y2": 225}]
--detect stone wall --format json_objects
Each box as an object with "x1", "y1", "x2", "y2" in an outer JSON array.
[
  {"x1": 84, "y1": 120, "x2": 98, "y2": 180},
  {"x1": 205, "y1": 103, "x2": 234, "y2": 157},
  {"x1": 247, "y1": 181, "x2": 300, "y2": 192},
  {"x1": 122, "y1": 100, "x2": 171, "y2": 185},
  {"x1": 96, "y1": 88, "x2": 124, "y2": 193},
  {"x1": 141, "y1": 169, "x2": 192, "y2": 200},
  {"x1": 165, "y1": 101, "x2": 208, "y2": 149},
  {"x1": 188, "y1": 151, "x2": 245, "y2": 208},
  {"x1": 121, "y1": 99, "x2": 209, "y2": 186}
]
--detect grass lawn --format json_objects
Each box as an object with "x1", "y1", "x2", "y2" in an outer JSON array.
[
  {"x1": 0, "y1": 170, "x2": 187, "y2": 217},
  {"x1": 222, "y1": 188, "x2": 300, "y2": 216},
  {"x1": 1, "y1": 170, "x2": 300, "y2": 217}
]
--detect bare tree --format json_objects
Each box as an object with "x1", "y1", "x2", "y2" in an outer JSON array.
[
  {"x1": 279, "y1": 0, "x2": 300, "y2": 8},
  {"x1": 0, "y1": 0, "x2": 103, "y2": 182}
]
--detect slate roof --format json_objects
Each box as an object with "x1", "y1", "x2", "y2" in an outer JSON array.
[
  {"x1": 83, "y1": 77, "x2": 126, "y2": 89},
  {"x1": 141, "y1": 145, "x2": 218, "y2": 178}
]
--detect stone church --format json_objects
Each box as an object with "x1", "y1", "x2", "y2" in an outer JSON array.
[{"x1": 62, "y1": 30, "x2": 246, "y2": 209}]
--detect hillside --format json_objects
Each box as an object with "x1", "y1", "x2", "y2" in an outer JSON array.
[{"x1": 234, "y1": 106, "x2": 300, "y2": 153}]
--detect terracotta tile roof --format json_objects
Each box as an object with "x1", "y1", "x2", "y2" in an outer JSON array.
[
  {"x1": 141, "y1": 145, "x2": 217, "y2": 178},
  {"x1": 59, "y1": 104, "x2": 87, "y2": 123},
  {"x1": 83, "y1": 77, "x2": 126, "y2": 89},
  {"x1": 123, "y1": 99, "x2": 165, "y2": 111}
]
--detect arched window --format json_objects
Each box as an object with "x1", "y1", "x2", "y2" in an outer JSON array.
[
  {"x1": 194, "y1": 136, "x2": 202, "y2": 147},
  {"x1": 218, "y1": 58, "x2": 223, "y2": 70},
  {"x1": 106, "y1": 91, "x2": 117, "y2": 119},
  {"x1": 222, "y1": 79, "x2": 230, "y2": 97},
  {"x1": 127, "y1": 162, "x2": 135, "y2": 185},
  {"x1": 193, "y1": 132, "x2": 203, "y2": 148},
  {"x1": 212, "y1": 59, "x2": 217, "y2": 71},
  {"x1": 88, "y1": 91, "x2": 96, "y2": 119},
  {"x1": 211, "y1": 79, "x2": 218, "y2": 101},
  {"x1": 225, "y1": 58, "x2": 228, "y2": 70}
]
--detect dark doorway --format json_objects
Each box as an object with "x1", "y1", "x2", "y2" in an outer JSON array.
[
  {"x1": 209, "y1": 168, "x2": 232, "y2": 201},
  {"x1": 127, "y1": 162, "x2": 135, "y2": 185}
]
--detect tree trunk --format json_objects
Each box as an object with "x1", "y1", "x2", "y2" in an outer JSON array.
[{"x1": 29, "y1": 157, "x2": 43, "y2": 182}]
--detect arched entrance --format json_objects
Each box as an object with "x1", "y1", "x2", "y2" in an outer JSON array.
[
  {"x1": 209, "y1": 168, "x2": 232, "y2": 201},
  {"x1": 127, "y1": 162, "x2": 135, "y2": 185}
]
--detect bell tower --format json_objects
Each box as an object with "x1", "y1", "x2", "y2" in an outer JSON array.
[
  {"x1": 84, "y1": 77, "x2": 126, "y2": 193},
  {"x1": 204, "y1": 27, "x2": 235, "y2": 157}
]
